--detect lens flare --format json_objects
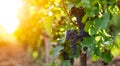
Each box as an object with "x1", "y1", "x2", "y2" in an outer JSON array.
[{"x1": 0, "y1": 0, "x2": 23, "y2": 34}]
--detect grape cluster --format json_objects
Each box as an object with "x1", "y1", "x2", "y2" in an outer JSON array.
[
  {"x1": 65, "y1": 30, "x2": 78, "y2": 54},
  {"x1": 71, "y1": 6, "x2": 89, "y2": 66},
  {"x1": 79, "y1": 29, "x2": 90, "y2": 41},
  {"x1": 70, "y1": 40, "x2": 77, "y2": 54},
  {"x1": 66, "y1": 6, "x2": 89, "y2": 54},
  {"x1": 65, "y1": 30, "x2": 78, "y2": 40},
  {"x1": 64, "y1": 6, "x2": 89, "y2": 65}
]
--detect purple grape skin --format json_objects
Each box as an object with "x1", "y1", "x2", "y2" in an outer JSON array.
[
  {"x1": 70, "y1": 40, "x2": 77, "y2": 54},
  {"x1": 65, "y1": 30, "x2": 78, "y2": 40}
]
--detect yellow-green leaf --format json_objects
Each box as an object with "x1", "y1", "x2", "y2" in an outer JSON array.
[{"x1": 44, "y1": 16, "x2": 54, "y2": 34}]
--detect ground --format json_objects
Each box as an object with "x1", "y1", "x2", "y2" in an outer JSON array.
[
  {"x1": 0, "y1": 44, "x2": 35, "y2": 66},
  {"x1": 0, "y1": 43, "x2": 120, "y2": 66}
]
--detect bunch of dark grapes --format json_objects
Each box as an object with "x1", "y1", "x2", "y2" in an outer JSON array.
[
  {"x1": 65, "y1": 30, "x2": 78, "y2": 40},
  {"x1": 70, "y1": 40, "x2": 77, "y2": 54},
  {"x1": 70, "y1": 6, "x2": 90, "y2": 66},
  {"x1": 78, "y1": 29, "x2": 89, "y2": 41},
  {"x1": 65, "y1": 30, "x2": 78, "y2": 54}
]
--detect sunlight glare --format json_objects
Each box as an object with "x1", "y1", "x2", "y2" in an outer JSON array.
[{"x1": 0, "y1": 0, "x2": 23, "y2": 34}]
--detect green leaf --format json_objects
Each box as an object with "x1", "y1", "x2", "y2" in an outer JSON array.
[
  {"x1": 94, "y1": 13, "x2": 110, "y2": 29},
  {"x1": 89, "y1": 27, "x2": 97, "y2": 36},
  {"x1": 88, "y1": 19, "x2": 100, "y2": 36},
  {"x1": 94, "y1": 18, "x2": 101, "y2": 30},
  {"x1": 44, "y1": 16, "x2": 54, "y2": 35},
  {"x1": 83, "y1": 36, "x2": 95, "y2": 47},
  {"x1": 58, "y1": 38, "x2": 65, "y2": 44},
  {"x1": 86, "y1": 6, "x2": 98, "y2": 17},
  {"x1": 94, "y1": 47, "x2": 101, "y2": 56},
  {"x1": 50, "y1": 61, "x2": 56, "y2": 66},
  {"x1": 84, "y1": 21, "x2": 90, "y2": 32},
  {"x1": 102, "y1": 52, "x2": 113, "y2": 63},
  {"x1": 89, "y1": 13, "x2": 110, "y2": 36},
  {"x1": 32, "y1": 51, "x2": 39, "y2": 59},
  {"x1": 76, "y1": 0, "x2": 90, "y2": 8},
  {"x1": 82, "y1": 14, "x2": 88, "y2": 23},
  {"x1": 92, "y1": 55, "x2": 100, "y2": 61},
  {"x1": 115, "y1": 34, "x2": 120, "y2": 47},
  {"x1": 53, "y1": 46, "x2": 64, "y2": 57},
  {"x1": 60, "y1": 60, "x2": 69, "y2": 66},
  {"x1": 112, "y1": 14, "x2": 120, "y2": 31},
  {"x1": 90, "y1": 0, "x2": 97, "y2": 7},
  {"x1": 100, "y1": 13, "x2": 110, "y2": 29}
]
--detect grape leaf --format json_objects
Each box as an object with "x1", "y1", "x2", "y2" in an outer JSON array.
[
  {"x1": 102, "y1": 52, "x2": 113, "y2": 63},
  {"x1": 94, "y1": 47, "x2": 101, "y2": 56},
  {"x1": 83, "y1": 36, "x2": 95, "y2": 47},
  {"x1": 53, "y1": 46, "x2": 64, "y2": 57},
  {"x1": 92, "y1": 55, "x2": 99, "y2": 61},
  {"x1": 44, "y1": 16, "x2": 54, "y2": 35},
  {"x1": 100, "y1": 13, "x2": 110, "y2": 29},
  {"x1": 84, "y1": 21, "x2": 90, "y2": 32},
  {"x1": 89, "y1": 27, "x2": 98, "y2": 36},
  {"x1": 76, "y1": 0, "x2": 90, "y2": 8},
  {"x1": 50, "y1": 61, "x2": 56, "y2": 66},
  {"x1": 60, "y1": 60, "x2": 69, "y2": 66},
  {"x1": 112, "y1": 14, "x2": 120, "y2": 31}
]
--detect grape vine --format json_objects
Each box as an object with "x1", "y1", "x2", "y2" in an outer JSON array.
[{"x1": 50, "y1": 0, "x2": 120, "y2": 66}]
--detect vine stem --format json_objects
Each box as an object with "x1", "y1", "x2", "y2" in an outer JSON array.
[
  {"x1": 61, "y1": 0, "x2": 77, "y2": 26},
  {"x1": 80, "y1": 47, "x2": 87, "y2": 66}
]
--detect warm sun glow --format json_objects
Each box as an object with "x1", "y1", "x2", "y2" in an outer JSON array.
[{"x1": 0, "y1": 0, "x2": 22, "y2": 34}]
